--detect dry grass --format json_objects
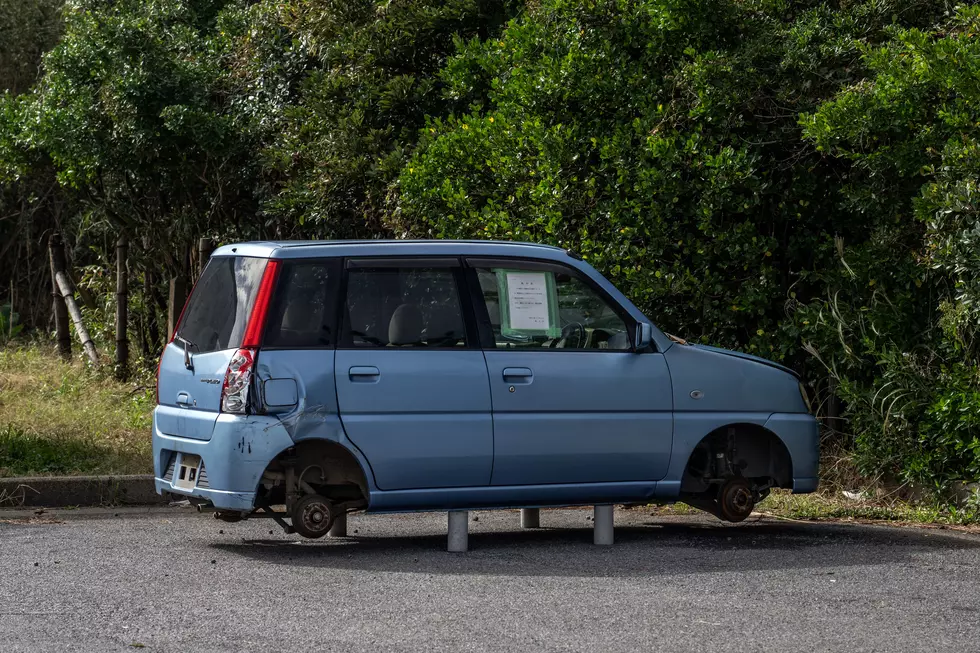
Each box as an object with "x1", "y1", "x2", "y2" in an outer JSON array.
[
  {"x1": 0, "y1": 344, "x2": 153, "y2": 476},
  {"x1": 640, "y1": 489, "x2": 980, "y2": 528}
]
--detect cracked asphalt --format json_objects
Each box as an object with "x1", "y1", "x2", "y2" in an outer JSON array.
[{"x1": 2, "y1": 506, "x2": 979, "y2": 652}]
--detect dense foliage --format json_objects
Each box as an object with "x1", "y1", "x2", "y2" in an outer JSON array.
[
  {"x1": 1, "y1": 0, "x2": 978, "y2": 495},
  {"x1": 802, "y1": 5, "x2": 980, "y2": 491}
]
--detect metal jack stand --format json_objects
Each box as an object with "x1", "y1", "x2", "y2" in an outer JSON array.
[
  {"x1": 593, "y1": 505, "x2": 614, "y2": 546},
  {"x1": 521, "y1": 508, "x2": 540, "y2": 528},
  {"x1": 448, "y1": 510, "x2": 469, "y2": 552},
  {"x1": 329, "y1": 512, "x2": 347, "y2": 537}
]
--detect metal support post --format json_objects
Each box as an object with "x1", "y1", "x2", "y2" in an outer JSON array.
[
  {"x1": 594, "y1": 505, "x2": 614, "y2": 546},
  {"x1": 328, "y1": 512, "x2": 347, "y2": 537},
  {"x1": 448, "y1": 510, "x2": 469, "y2": 552},
  {"x1": 521, "y1": 508, "x2": 540, "y2": 529}
]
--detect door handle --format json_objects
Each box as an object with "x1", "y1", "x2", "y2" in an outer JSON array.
[
  {"x1": 502, "y1": 367, "x2": 533, "y2": 384},
  {"x1": 176, "y1": 392, "x2": 192, "y2": 407},
  {"x1": 349, "y1": 366, "x2": 381, "y2": 382}
]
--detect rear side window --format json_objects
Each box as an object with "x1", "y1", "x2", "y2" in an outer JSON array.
[
  {"x1": 177, "y1": 256, "x2": 267, "y2": 353},
  {"x1": 263, "y1": 261, "x2": 340, "y2": 348},
  {"x1": 342, "y1": 264, "x2": 467, "y2": 348}
]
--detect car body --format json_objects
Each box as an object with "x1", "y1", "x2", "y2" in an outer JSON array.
[{"x1": 153, "y1": 240, "x2": 818, "y2": 537}]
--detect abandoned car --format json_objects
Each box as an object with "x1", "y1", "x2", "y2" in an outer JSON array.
[{"x1": 153, "y1": 240, "x2": 817, "y2": 539}]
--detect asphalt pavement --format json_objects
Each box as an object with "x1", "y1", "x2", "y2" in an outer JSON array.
[{"x1": 2, "y1": 506, "x2": 979, "y2": 652}]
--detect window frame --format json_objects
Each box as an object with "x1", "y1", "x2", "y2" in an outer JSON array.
[
  {"x1": 259, "y1": 257, "x2": 344, "y2": 351},
  {"x1": 337, "y1": 256, "x2": 480, "y2": 351},
  {"x1": 463, "y1": 256, "x2": 643, "y2": 353}
]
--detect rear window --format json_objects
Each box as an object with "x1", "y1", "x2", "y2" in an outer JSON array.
[{"x1": 176, "y1": 256, "x2": 267, "y2": 353}]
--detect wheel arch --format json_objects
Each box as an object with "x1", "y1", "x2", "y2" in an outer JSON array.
[
  {"x1": 255, "y1": 438, "x2": 371, "y2": 506},
  {"x1": 679, "y1": 422, "x2": 794, "y2": 494}
]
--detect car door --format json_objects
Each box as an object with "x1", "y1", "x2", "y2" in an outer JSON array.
[
  {"x1": 334, "y1": 257, "x2": 493, "y2": 491},
  {"x1": 466, "y1": 258, "x2": 673, "y2": 486}
]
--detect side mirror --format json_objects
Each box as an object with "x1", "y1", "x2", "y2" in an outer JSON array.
[{"x1": 634, "y1": 322, "x2": 654, "y2": 351}]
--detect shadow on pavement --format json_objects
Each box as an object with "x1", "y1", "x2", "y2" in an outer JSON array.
[{"x1": 211, "y1": 518, "x2": 980, "y2": 578}]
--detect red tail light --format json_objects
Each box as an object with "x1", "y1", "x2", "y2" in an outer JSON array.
[
  {"x1": 221, "y1": 348, "x2": 255, "y2": 414},
  {"x1": 220, "y1": 259, "x2": 280, "y2": 414}
]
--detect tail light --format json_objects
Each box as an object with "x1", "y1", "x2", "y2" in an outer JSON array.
[
  {"x1": 220, "y1": 259, "x2": 280, "y2": 414},
  {"x1": 221, "y1": 349, "x2": 255, "y2": 414}
]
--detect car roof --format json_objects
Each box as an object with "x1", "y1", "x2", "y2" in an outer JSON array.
[{"x1": 211, "y1": 239, "x2": 574, "y2": 261}]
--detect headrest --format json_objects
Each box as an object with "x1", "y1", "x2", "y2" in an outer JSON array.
[{"x1": 388, "y1": 303, "x2": 424, "y2": 346}]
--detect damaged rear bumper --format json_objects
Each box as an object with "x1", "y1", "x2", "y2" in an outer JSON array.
[{"x1": 152, "y1": 411, "x2": 294, "y2": 511}]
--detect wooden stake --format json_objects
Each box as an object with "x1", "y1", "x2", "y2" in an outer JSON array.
[
  {"x1": 48, "y1": 233, "x2": 72, "y2": 360},
  {"x1": 167, "y1": 276, "x2": 187, "y2": 341},
  {"x1": 115, "y1": 235, "x2": 129, "y2": 379},
  {"x1": 55, "y1": 271, "x2": 99, "y2": 366},
  {"x1": 198, "y1": 238, "x2": 214, "y2": 277},
  {"x1": 8, "y1": 278, "x2": 13, "y2": 341}
]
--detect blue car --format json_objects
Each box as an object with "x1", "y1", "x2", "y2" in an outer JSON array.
[{"x1": 154, "y1": 240, "x2": 817, "y2": 539}]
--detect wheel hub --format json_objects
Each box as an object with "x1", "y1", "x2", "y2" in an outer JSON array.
[
  {"x1": 718, "y1": 478, "x2": 755, "y2": 523},
  {"x1": 291, "y1": 494, "x2": 334, "y2": 538}
]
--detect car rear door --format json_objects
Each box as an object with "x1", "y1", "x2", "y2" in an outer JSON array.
[
  {"x1": 466, "y1": 258, "x2": 673, "y2": 486},
  {"x1": 156, "y1": 256, "x2": 269, "y2": 440},
  {"x1": 333, "y1": 257, "x2": 493, "y2": 491}
]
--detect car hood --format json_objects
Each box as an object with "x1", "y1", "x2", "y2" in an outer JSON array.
[{"x1": 690, "y1": 344, "x2": 800, "y2": 380}]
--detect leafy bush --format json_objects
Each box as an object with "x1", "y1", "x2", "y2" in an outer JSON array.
[
  {"x1": 397, "y1": 0, "x2": 941, "y2": 362},
  {"x1": 801, "y1": 5, "x2": 980, "y2": 491},
  {"x1": 0, "y1": 303, "x2": 22, "y2": 344}
]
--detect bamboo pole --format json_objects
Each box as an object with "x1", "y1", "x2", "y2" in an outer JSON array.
[
  {"x1": 54, "y1": 271, "x2": 99, "y2": 366},
  {"x1": 115, "y1": 235, "x2": 129, "y2": 378}
]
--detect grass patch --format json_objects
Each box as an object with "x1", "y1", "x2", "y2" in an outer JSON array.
[
  {"x1": 756, "y1": 491, "x2": 980, "y2": 526},
  {"x1": 644, "y1": 491, "x2": 980, "y2": 528},
  {"x1": 0, "y1": 344, "x2": 153, "y2": 476}
]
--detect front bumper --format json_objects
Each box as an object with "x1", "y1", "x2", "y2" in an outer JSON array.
[{"x1": 152, "y1": 410, "x2": 294, "y2": 511}]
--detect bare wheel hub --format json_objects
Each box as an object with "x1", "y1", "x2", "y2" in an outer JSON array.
[
  {"x1": 291, "y1": 494, "x2": 335, "y2": 539},
  {"x1": 717, "y1": 477, "x2": 755, "y2": 523}
]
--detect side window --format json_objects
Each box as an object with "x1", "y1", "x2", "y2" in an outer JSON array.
[
  {"x1": 263, "y1": 261, "x2": 339, "y2": 348},
  {"x1": 342, "y1": 264, "x2": 467, "y2": 348},
  {"x1": 473, "y1": 265, "x2": 631, "y2": 350}
]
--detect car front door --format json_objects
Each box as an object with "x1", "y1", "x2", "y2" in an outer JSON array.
[
  {"x1": 466, "y1": 258, "x2": 673, "y2": 486},
  {"x1": 334, "y1": 257, "x2": 493, "y2": 491}
]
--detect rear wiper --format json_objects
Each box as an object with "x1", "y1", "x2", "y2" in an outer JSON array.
[{"x1": 174, "y1": 335, "x2": 196, "y2": 370}]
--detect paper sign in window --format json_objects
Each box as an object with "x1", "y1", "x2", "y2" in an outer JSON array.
[{"x1": 497, "y1": 270, "x2": 560, "y2": 338}]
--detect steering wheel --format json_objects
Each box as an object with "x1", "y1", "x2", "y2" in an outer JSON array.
[{"x1": 550, "y1": 322, "x2": 585, "y2": 349}]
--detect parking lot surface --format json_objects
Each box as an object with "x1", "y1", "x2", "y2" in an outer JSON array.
[{"x1": 2, "y1": 506, "x2": 979, "y2": 652}]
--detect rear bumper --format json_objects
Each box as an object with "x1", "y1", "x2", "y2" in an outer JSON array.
[
  {"x1": 152, "y1": 410, "x2": 294, "y2": 511},
  {"x1": 763, "y1": 412, "x2": 820, "y2": 493}
]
